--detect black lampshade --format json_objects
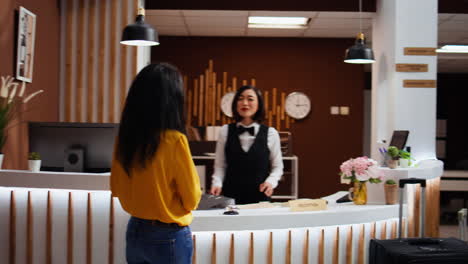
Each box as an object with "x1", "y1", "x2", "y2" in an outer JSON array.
[
  {"x1": 121, "y1": 14, "x2": 159, "y2": 46},
  {"x1": 344, "y1": 33, "x2": 375, "y2": 64}
]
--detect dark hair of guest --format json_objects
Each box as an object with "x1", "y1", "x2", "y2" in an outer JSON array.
[
  {"x1": 116, "y1": 62, "x2": 186, "y2": 175},
  {"x1": 231, "y1": 85, "x2": 265, "y2": 123}
]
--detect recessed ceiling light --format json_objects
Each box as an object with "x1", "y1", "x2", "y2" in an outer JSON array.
[
  {"x1": 436, "y1": 45, "x2": 468, "y2": 53},
  {"x1": 248, "y1": 16, "x2": 309, "y2": 29}
]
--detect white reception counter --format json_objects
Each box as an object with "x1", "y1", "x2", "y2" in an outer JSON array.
[{"x1": 0, "y1": 160, "x2": 442, "y2": 263}]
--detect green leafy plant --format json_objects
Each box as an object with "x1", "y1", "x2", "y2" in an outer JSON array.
[
  {"x1": 385, "y1": 179, "x2": 396, "y2": 185},
  {"x1": 387, "y1": 146, "x2": 400, "y2": 160},
  {"x1": 0, "y1": 76, "x2": 43, "y2": 153},
  {"x1": 28, "y1": 152, "x2": 41, "y2": 160}
]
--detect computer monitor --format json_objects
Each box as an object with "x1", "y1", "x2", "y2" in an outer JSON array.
[
  {"x1": 389, "y1": 130, "x2": 409, "y2": 150},
  {"x1": 29, "y1": 122, "x2": 119, "y2": 172}
]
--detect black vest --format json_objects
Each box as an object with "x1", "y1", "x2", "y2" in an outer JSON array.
[{"x1": 222, "y1": 123, "x2": 270, "y2": 204}]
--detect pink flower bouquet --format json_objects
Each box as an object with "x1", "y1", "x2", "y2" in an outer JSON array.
[{"x1": 339, "y1": 156, "x2": 383, "y2": 183}]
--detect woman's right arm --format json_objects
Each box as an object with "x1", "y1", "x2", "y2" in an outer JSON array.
[{"x1": 210, "y1": 125, "x2": 228, "y2": 195}]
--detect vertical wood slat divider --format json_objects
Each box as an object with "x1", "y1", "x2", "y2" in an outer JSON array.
[
  {"x1": 10, "y1": 191, "x2": 16, "y2": 264},
  {"x1": 187, "y1": 89, "x2": 192, "y2": 126},
  {"x1": 268, "y1": 232, "x2": 273, "y2": 264},
  {"x1": 86, "y1": 193, "x2": 92, "y2": 264},
  {"x1": 232, "y1": 77, "x2": 237, "y2": 93},
  {"x1": 276, "y1": 106, "x2": 281, "y2": 130},
  {"x1": 264, "y1": 91, "x2": 269, "y2": 115},
  {"x1": 27, "y1": 191, "x2": 32, "y2": 264},
  {"x1": 97, "y1": 0, "x2": 108, "y2": 123},
  {"x1": 108, "y1": 0, "x2": 118, "y2": 123},
  {"x1": 211, "y1": 233, "x2": 217, "y2": 264},
  {"x1": 272, "y1": 88, "x2": 277, "y2": 115},
  {"x1": 87, "y1": 0, "x2": 97, "y2": 122},
  {"x1": 108, "y1": 196, "x2": 114, "y2": 264},
  {"x1": 286, "y1": 230, "x2": 292, "y2": 264},
  {"x1": 192, "y1": 235, "x2": 196, "y2": 264},
  {"x1": 216, "y1": 83, "x2": 221, "y2": 122},
  {"x1": 193, "y1": 79, "x2": 198, "y2": 117},
  {"x1": 229, "y1": 233, "x2": 235, "y2": 264},
  {"x1": 251, "y1": 78, "x2": 256, "y2": 87},
  {"x1": 204, "y1": 69, "x2": 210, "y2": 126},
  {"x1": 433, "y1": 178, "x2": 440, "y2": 236},
  {"x1": 249, "y1": 232, "x2": 254, "y2": 264},
  {"x1": 370, "y1": 222, "x2": 376, "y2": 239},
  {"x1": 76, "y1": 0, "x2": 85, "y2": 122},
  {"x1": 303, "y1": 229, "x2": 309, "y2": 264},
  {"x1": 346, "y1": 226, "x2": 353, "y2": 264},
  {"x1": 242, "y1": 80, "x2": 247, "y2": 86},
  {"x1": 281, "y1": 92, "x2": 285, "y2": 120},
  {"x1": 333, "y1": 227, "x2": 339, "y2": 264},
  {"x1": 65, "y1": 0, "x2": 74, "y2": 122},
  {"x1": 358, "y1": 224, "x2": 365, "y2": 264},
  {"x1": 318, "y1": 229, "x2": 324, "y2": 264},
  {"x1": 268, "y1": 111, "x2": 273, "y2": 127},
  {"x1": 285, "y1": 115, "x2": 290, "y2": 129},
  {"x1": 414, "y1": 185, "x2": 421, "y2": 237},
  {"x1": 67, "y1": 192, "x2": 73, "y2": 264},
  {"x1": 199, "y1": 75, "x2": 204, "y2": 127},
  {"x1": 381, "y1": 222, "x2": 387, "y2": 239},
  {"x1": 212, "y1": 72, "x2": 217, "y2": 125},
  {"x1": 46, "y1": 191, "x2": 52, "y2": 264},
  {"x1": 391, "y1": 221, "x2": 397, "y2": 238},
  {"x1": 119, "y1": 0, "x2": 129, "y2": 111}
]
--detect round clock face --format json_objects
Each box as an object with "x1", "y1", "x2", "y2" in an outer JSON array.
[
  {"x1": 285, "y1": 92, "x2": 311, "y2": 119},
  {"x1": 220, "y1": 92, "x2": 235, "y2": 117}
]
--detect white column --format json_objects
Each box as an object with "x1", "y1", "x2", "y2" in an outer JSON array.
[{"x1": 371, "y1": 0, "x2": 438, "y2": 162}]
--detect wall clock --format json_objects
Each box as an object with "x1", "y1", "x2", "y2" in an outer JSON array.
[
  {"x1": 285, "y1": 92, "x2": 311, "y2": 119},
  {"x1": 220, "y1": 91, "x2": 235, "y2": 117}
]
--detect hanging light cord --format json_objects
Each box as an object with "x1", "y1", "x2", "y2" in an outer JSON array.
[{"x1": 359, "y1": 0, "x2": 362, "y2": 34}]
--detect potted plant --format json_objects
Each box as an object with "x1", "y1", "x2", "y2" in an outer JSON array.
[
  {"x1": 398, "y1": 149, "x2": 412, "y2": 168},
  {"x1": 28, "y1": 152, "x2": 41, "y2": 172},
  {"x1": 339, "y1": 156, "x2": 383, "y2": 205},
  {"x1": 384, "y1": 179, "x2": 398, "y2": 204},
  {"x1": 386, "y1": 146, "x2": 400, "y2": 169},
  {"x1": 0, "y1": 76, "x2": 43, "y2": 169}
]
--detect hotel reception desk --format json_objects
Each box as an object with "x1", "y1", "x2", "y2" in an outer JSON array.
[{"x1": 0, "y1": 159, "x2": 442, "y2": 264}]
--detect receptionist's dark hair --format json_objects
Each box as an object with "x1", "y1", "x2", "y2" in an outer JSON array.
[
  {"x1": 117, "y1": 62, "x2": 186, "y2": 175},
  {"x1": 231, "y1": 85, "x2": 265, "y2": 123}
]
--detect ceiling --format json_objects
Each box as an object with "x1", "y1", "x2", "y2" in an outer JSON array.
[{"x1": 146, "y1": 10, "x2": 468, "y2": 73}]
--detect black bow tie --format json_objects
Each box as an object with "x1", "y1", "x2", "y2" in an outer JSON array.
[{"x1": 237, "y1": 126, "x2": 255, "y2": 136}]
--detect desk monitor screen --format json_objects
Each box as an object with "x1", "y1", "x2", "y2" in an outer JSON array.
[
  {"x1": 389, "y1": 130, "x2": 409, "y2": 150},
  {"x1": 29, "y1": 122, "x2": 118, "y2": 172}
]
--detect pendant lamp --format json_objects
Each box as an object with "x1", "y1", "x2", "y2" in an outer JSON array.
[
  {"x1": 121, "y1": 8, "x2": 159, "y2": 46},
  {"x1": 344, "y1": 0, "x2": 375, "y2": 64}
]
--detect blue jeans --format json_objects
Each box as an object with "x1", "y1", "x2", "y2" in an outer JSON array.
[{"x1": 126, "y1": 216, "x2": 193, "y2": 264}]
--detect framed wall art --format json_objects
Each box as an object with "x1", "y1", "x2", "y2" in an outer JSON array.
[{"x1": 16, "y1": 7, "x2": 36, "y2": 83}]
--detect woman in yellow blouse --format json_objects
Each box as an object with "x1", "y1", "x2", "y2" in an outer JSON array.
[{"x1": 111, "y1": 63, "x2": 201, "y2": 264}]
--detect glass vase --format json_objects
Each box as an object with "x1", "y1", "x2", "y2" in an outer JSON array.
[{"x1": 352, "y1": 181, "x2": 367, "y2": 205}]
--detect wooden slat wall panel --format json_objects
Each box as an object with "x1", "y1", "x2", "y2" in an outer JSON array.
[
  {"x1": 86, "y1": 0, "x2": 97, "y2": 122},
  {"x1": 61, "y1": 0, "x2": 140, "y2": 123}
]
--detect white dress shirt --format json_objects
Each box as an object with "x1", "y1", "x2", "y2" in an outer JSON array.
[{"x1": 211, "y1": 122, "x2": 284, "y2": 188}]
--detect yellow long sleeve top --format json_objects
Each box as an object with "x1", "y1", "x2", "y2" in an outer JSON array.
[{"x1": 110, "y1": 130, "x2": 201, "y2": 226}]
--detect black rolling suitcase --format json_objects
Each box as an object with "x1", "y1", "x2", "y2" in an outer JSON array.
[{"x1": 369, "y1": 178, "x2": 468, "y2": 264}]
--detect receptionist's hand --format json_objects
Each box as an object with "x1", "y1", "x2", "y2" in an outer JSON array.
[
  {"x1": 259, "y1": 182, "x2": 273, "y2": 197},
  {"x1": 210, "y1": 186, "x2": 222, "y2": 196}
]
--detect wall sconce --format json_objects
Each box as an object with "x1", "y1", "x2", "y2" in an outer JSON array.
[
  {"x1": 121, "y1": 8, "x2": 159, "y2": 46},
  {"x1": 344, "y1": 0, "x2": 375, "y2": 64}
]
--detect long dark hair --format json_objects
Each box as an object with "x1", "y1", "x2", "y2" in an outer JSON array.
[
  {"x1": 116, "y1": 63, "x2": 186, "y2": 175},
  {"x1": 231, "y1": 85, "x2": 265, "y2": 122}
]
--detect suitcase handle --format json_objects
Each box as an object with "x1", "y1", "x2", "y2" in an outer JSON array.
[{"x1": 399, "y1": 178, "x2": 426, "y2": 188}]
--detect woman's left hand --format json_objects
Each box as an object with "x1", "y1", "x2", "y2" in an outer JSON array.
[{"x1": 259, "y1": 182, "x2": 273, "y2": 197}]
